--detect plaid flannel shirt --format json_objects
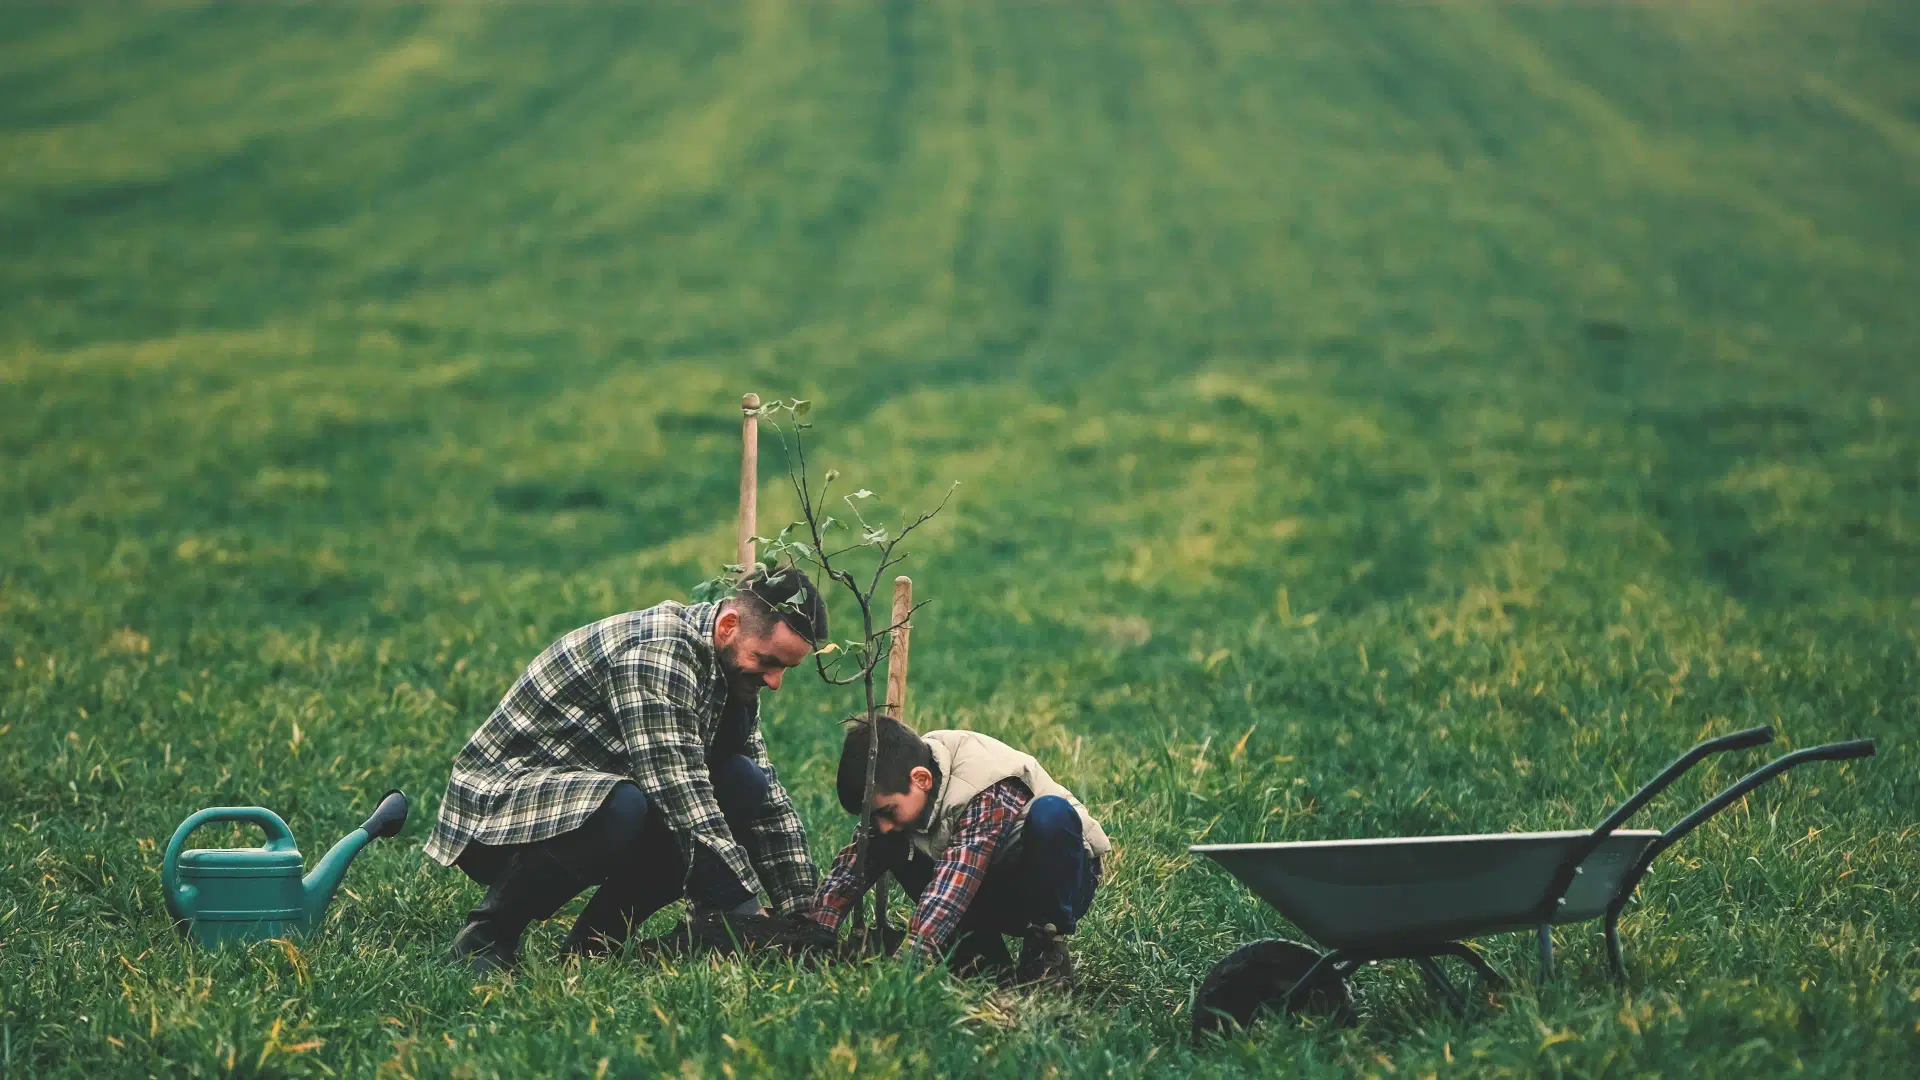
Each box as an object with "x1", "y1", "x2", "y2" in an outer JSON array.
[
  {"x1": 423, "y1": 601, "x2": 819, "y2": 913},
  {"x1": 808, "y1": 778, "x2": 1032, "y2": 959}
]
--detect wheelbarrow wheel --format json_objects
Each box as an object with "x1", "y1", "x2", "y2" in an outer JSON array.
[{"x1": 1192, "y1": 939, "x2": 1356, "y2": 1039}]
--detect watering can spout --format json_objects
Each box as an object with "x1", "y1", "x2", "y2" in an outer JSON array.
[{"x1": 301, "y1": 790, "x2": 410, "y2": 925}]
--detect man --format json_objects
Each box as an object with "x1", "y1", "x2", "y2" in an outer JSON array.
[{"x1": 423, "y1": 566, "x2": 827, "y2": 973}]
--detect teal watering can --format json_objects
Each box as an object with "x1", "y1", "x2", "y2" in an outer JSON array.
[{"x1": 161, "y1": 791, "x2": 409, "y2": 947}]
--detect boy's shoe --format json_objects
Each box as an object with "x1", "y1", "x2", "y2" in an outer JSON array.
[{"x1": 1015, "y1": 926, "x2": 1074, "y2": 986}]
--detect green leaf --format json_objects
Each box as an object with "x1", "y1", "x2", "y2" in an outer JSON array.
[{"x1": 793, "y1": 399, "x2": 812, "y2": 417}]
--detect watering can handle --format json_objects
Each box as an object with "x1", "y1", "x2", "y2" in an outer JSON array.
[{"x1": 160, "y1": 807, "x2": 299, "y2": 918}]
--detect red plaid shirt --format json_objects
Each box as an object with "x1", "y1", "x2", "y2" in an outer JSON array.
[{"x1": 808, "y1": 778, "x2": 1031, "y2": 959}]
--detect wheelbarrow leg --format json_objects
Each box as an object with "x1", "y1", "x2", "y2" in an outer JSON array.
[
  {"x1": 1605, "y1": 909, "x2": 1626, "y2": 980},
  {"x1": 1412, "y1": 956, "x2": 1468, "y2": 1016},
  {"x1": 1535, "y1": 923, "x2": 1554, "y2": 983},
  {"x1": 1280, "y1": 949, "x2": 1350, "y2": 1015},
  {"x1": 1433, "y1": 942, "x2": 1506, "y2": 991}
]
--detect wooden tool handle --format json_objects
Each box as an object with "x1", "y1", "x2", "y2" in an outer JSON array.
[
  {"x1": 738, "y1": 393, "x2": 759, "y2": 574},
  {"x1": 886, "y1": 575, "x2": 912, "y2": 722}
]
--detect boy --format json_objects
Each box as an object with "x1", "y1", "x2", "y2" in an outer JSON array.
[{"x1": 806, "y1": 716, "x2": 1111, "y2": 983}]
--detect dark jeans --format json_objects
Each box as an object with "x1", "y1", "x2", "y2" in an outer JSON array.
[
  {"x1": 886, "y1": 795, "x2": 1099, "y2": 937},
  {"x1": 457, "y1": 754, "x2": 771, "y2": 929}
]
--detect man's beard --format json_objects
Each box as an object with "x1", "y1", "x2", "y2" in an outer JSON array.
[{"x1": 717, "y1": 643, "x2": 761, "y2": 696}]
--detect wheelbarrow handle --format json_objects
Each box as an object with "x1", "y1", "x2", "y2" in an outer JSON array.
[
  {"x1": 1806, "y1": 739, "x2": 1877, "y2": 761},
  {"x1": 1655, "y1": 739, "x2": 1875, "y2": 851},
  {"x1": 1593, "y1": 725, "x2": 1775, "y2": 838},
  {"x1": 1605, "y1": 738, "x2": 1877, "y2": 935},
  {"x1": 1535, "y1": 726, "x2": 1773, "y2": 923}
]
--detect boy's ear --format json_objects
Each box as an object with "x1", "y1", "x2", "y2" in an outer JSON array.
[{"x1": 909, "y1": 765, "x2": 934, "y2": 793}]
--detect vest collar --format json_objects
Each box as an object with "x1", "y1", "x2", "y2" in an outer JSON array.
[
  {"x1": 921, "y1": 734, "x2": 955, "y2": 831},
  {"x1": 912, "y1": 758, "x2": 943, "y2": 832}
]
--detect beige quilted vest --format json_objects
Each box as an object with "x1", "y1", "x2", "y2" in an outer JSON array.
[{"x1": 911, "y1": 729, "x2": 1112, "y2": 862}]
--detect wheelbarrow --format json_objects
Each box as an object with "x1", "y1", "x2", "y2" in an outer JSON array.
[{"x1": 1189, "y1": 727, "x2": 1875, "y2": 1036}]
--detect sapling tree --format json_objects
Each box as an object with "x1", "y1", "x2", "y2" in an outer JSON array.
[{"x1": 693, "y1": 398, "x2": 957, "y2": 938}]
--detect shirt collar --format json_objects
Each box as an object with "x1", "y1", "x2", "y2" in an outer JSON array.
[
  {"x1": 686, "y1": 601, "x2": 727, "y2": 693},
  {"x1": 688, "y1": 600, "x2": 721, "y2": 641}
]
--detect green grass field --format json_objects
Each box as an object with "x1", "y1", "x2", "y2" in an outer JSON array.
[{"x1": 3, "y1": 2, "x2": 1917, "y2": 1075}]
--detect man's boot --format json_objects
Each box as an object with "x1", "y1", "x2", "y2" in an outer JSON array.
[
  {"x1": 452, "y1": 849, "x2": 589, "y2": 975},
  {"x1": 563, "y1": 848, "x2": 761, "y2": 960},
  {"x1": 558, "y1": 905, "x2": 633, "y2": 961},
  {"x1": 1015, "y1": 924, "x2": 1074, "y2": 985},
  {"x1": 560, "y1": 888, "x2": 667, "y2": 961}
]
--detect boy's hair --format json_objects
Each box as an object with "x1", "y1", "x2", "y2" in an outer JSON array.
[
  {"x1": 837, "y1": 714, "x2": 932, "y2": 815},
  {"x1": 729, "y1": 564, "x2": 828, "y2": 646}
]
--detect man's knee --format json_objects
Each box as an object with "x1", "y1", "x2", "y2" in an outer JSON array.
[
  {"x1": 1025, "y1": 796, "x2": 1082, "y2": 846},
  {"x1": 585, "y1": 781, "x2": 651, "y2": 851},
  {"x1": 711, "y1": 754, "x2": 770, "y2": 813}
]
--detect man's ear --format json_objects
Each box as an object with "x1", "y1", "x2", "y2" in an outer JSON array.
[
  {"x1": 910, "y1": 765, "x2": 934, "y2": 793},
  {"x1": 714, "y1": 606, "x2": 740, "y2": 644}
]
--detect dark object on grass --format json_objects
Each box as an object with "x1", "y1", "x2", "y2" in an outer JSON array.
[
  {"x1": 632, "y1": 911, "x2": 1040, "y2": 985},
  {"x1": 948, "y1": 929, "x2": 1013, "y2": 981},
  {"x1": 1582, "y1": 318, "x2": 1631, "y2": 342},
  {"x1": 843, "y1": 915, "x2": 907, "y2": 959},
  {"x1": 1192, "y1": 939, "x2": 1357, "y2": 1038},
  {"x1": 634, "y1": 910, "x2": 843, "y2": 961},
  {"x1": 1190, "y1": 728, "x2": 1875, "y2": 1036}
]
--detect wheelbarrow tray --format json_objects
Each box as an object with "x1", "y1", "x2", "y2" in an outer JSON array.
[{"x1": 1192, "y1": 829, "x2": 1660, "y2": 952}]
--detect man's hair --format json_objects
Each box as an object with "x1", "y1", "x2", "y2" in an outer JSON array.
[
  {"x1": 728, "y1": 564, "x2": 828, "y2": 646},
  {"x1": 837, "y1": 714, "x2": 932, "y2": 815}
]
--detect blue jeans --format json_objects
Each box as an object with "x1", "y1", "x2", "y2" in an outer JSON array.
[
  {"x1": 457, "y1": 754, "x2": 771, "y2": 932},
  {"x1": 887, "y1": 795, "x2": 1099, "y2": 937}
]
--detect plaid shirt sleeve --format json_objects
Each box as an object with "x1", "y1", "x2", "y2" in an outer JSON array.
[
  {"x1": 804, "y1": 831, "x2": 873, "y2": 935},
  {"x1": 608, "y1": 637, "x2": 763, "y2": 900},
  {"x1": 907, "y1": 779, "x2": 1029, "y2": 959},
  {"x1": 738, "y1": 721, "x2": 819, "y2": 914}
]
